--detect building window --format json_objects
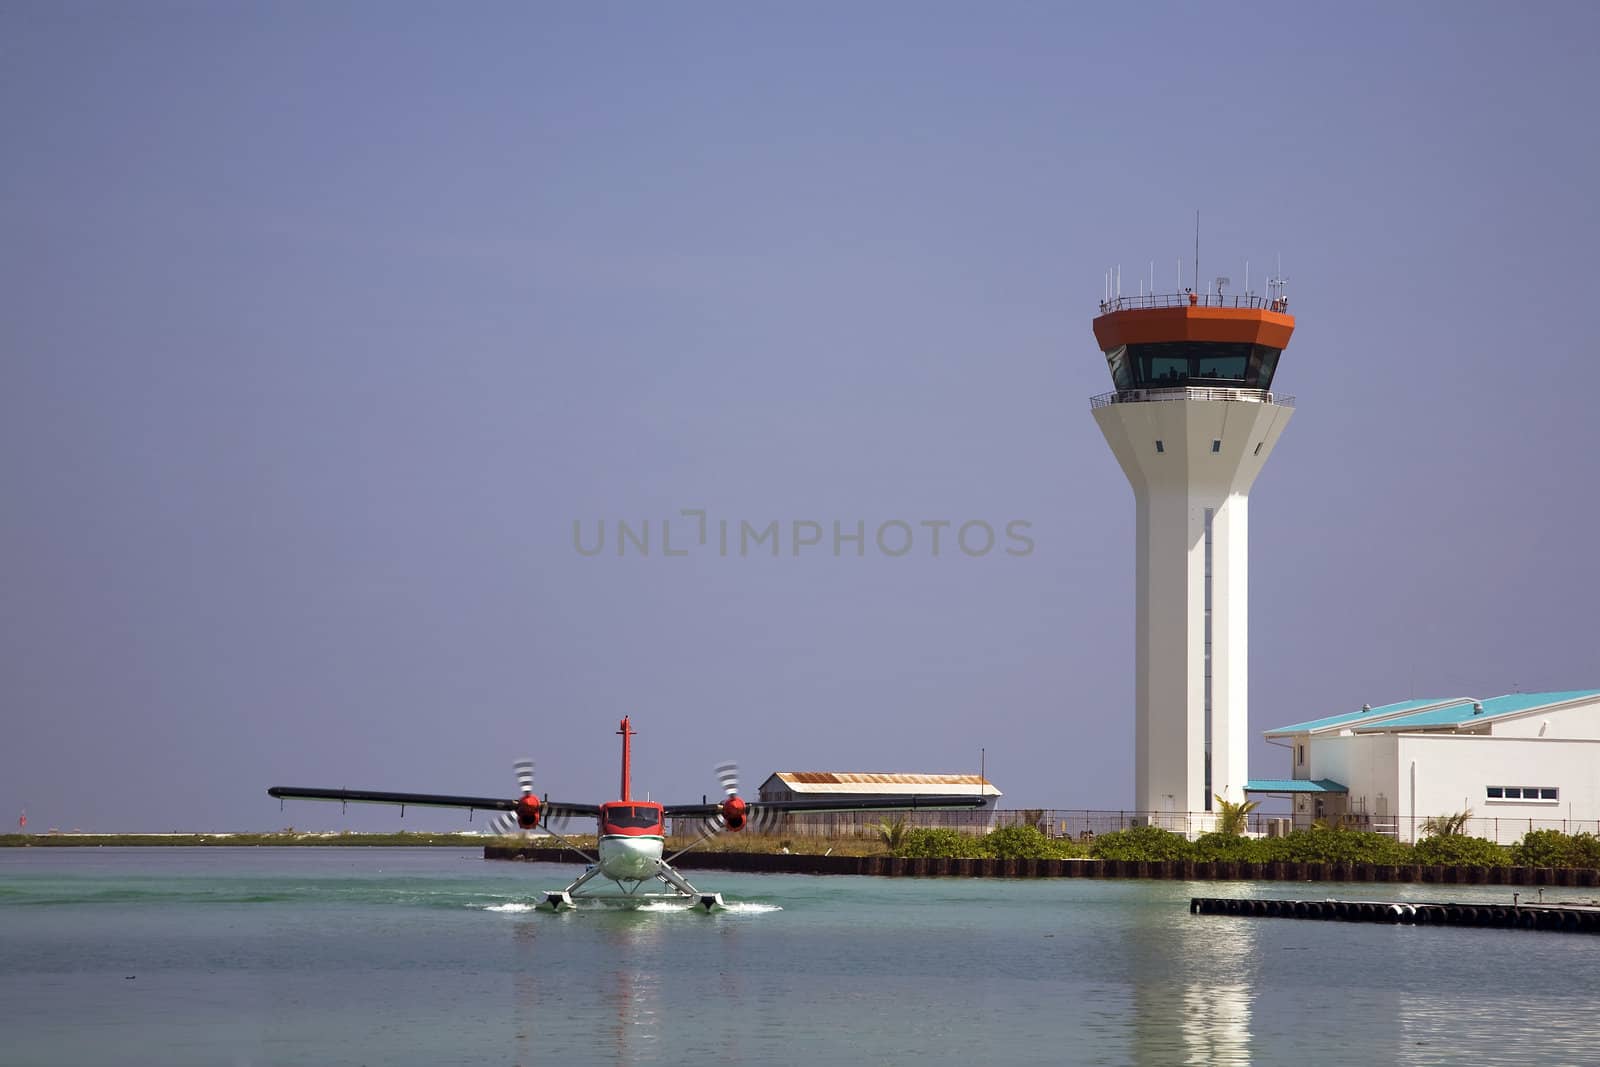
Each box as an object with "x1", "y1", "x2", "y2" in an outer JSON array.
[
  {"x1": 1254, "y1": 442, "x2": 1264, "y2": 456},
  {"x1": 1211, "y1": 439, "x2": 1221, "y2": 453},
  {"x1": 1296, "y1": 744, "x2": 1305, "y2": 766},
  {"x1": 1155, "y1": 440, "x2": 1164, "y2": 453},
  {"x1": 1120, "y1": 341, "x2": 1282, "y2": 389},
  {"x1": 1487, "y1": 785, "x2": 1558, "y2": 802}
]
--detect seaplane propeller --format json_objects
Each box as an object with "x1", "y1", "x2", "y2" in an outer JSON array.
[
  {"x1": 485, "y1": 759, "x2": 542, "y2": 837},
  {"x1": 689, "y1": 761, "x2": 781, "y2": 843}
]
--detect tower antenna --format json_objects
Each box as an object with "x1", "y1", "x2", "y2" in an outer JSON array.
[{"x1": 1193, "y1": 211, "x2": 1200, "y2": 303}]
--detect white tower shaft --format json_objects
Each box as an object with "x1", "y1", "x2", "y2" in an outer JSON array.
[{"x1": 1094, "y1": 396, "x2": 1293, "y2": 816}]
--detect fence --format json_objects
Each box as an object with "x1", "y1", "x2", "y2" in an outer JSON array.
[
  {"x1": 1312, "y1": 812, "x2": 1598, "y2": 846},
  {"x1": 669, "y1": 808, "x2": 1600, "y2": 845}
]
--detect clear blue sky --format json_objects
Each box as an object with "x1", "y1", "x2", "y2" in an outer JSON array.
[{"x1": 4, "y1": 2, "x2": 1597, "y2": 830}]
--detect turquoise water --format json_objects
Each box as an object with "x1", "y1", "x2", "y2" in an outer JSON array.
[{"x1": 2, "y1": 848, "x2": 1596, "y2": 1066}]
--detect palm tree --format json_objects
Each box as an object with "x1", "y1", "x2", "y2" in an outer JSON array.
[
  {"x1": 877, "y1": 815, "x2": 908, "y2": 852},
  {"x1": 1214, "y1": 795, "x2": 1260, "y2": 836},
  {"x1": 1420, "y1": 809, "x2": 1473, "y2": 837}
]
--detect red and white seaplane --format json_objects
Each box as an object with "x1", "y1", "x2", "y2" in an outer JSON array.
[{"x1": 268, "y1": 717, "x2": 987, "y2": 911}]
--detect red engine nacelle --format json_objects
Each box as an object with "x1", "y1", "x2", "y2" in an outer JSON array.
[
  {"x1": 721, "y1": 795, "x2": 747, "y2": 832},
  {"x1": 515, "y1": 794, "x2": 542, "y2": 830}
]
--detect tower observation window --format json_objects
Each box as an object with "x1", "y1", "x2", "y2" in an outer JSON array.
[
  {"x1": 1105, "y1": 342, "x2": 1282, "y2": 391},
  {"x1": 1106, "y1": 346, "x2": 1135, "y2": 391}
]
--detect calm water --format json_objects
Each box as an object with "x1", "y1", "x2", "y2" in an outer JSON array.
[{"x1": 1, "y1": 848, "x2": 1595, "y2": 1066}]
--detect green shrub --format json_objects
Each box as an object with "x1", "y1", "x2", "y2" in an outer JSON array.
[
  {"x1": 895, "y1": 828, "x2": 988, "y2": 859},
  {"x1": 893, "y1": 825, "x2": 1083, "y2": 860},
  {"x1": 1412, "y1": 834, "x2": 1510, "y2": 867},
  {"x1": 1268, "y1": 826, "x2": 1412, "y2": 866},
  {"x1": 1567, "y1": 833, "x2": 1600, "y2": 869},
  {"x1": 1193, "y1": 832, "x2": 1271, "y2": 862},
  {"x1": 1512, "y1": 829, "x2": 1600, "y2": 869},
  {"x1": 1089, "y1": 825, "x2": 1195, "y2": 862},
  {"x1": 1513, "y1": 829, "x2": 1569, "y2": 867},
  {"x1": 981, "y1": 825, "x2": 1081, "y2": 860}
]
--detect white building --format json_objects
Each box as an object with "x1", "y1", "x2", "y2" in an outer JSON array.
[{"x1": 1251, "y1": 689, "x2": 1600, "y2": 842}]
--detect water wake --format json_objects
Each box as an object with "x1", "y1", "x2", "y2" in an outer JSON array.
[{"x1": 719, "y1": 902, "x2": 783, "y2": 914}]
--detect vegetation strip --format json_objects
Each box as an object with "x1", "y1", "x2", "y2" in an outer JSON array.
[{"x1": 485, "y1": 844, "x2": 1600, "y2": 886}]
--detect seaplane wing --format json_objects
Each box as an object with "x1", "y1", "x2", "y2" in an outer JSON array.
[
  {"x1": 266, "y1": 786, "x2": 601, "y2": 821},
  {"x1": 538, "y1": 800, "x2": 604, "y2": 824}
]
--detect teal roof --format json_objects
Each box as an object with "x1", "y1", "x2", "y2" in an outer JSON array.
[
  {"x1": 1350, "y1": 689, "x2": 1600, "y2": 732},
  {"x1": 1246, "y1": 779, "x2": 1348, "y2": 794},
  {"x1": 1264, "y1": 697, "x2": 1469, "y2": 736}
]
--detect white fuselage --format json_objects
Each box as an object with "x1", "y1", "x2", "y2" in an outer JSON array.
[{"x1": 597, "y1": 834, "x2": 664, "y2": 881}]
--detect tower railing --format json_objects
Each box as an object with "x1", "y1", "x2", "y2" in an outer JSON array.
[
  {"x1": 1097, "y1": 292, "x2": 1289, "y2": 314},
  {"x1": 1089, "y1": 387, "x2": 1295, "y2": 410}
]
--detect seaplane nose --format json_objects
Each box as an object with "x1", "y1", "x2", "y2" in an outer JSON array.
[{"x1": 600, "y1": 834, "x2": 663, "y2": 880}]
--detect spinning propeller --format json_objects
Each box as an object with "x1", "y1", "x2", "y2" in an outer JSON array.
[
  {"x1": 484, "y1": 759, "x2": 542, "y2": 836},
  {"x1": 694, "y1": 761, "x2": 781, "y2": 840}
]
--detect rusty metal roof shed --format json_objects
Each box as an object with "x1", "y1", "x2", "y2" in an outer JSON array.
[{"x1": 761, "y1": 772, "x2": 1001, "y2": 798}]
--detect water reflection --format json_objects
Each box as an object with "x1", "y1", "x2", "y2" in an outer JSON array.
[
  {"x1": 1180, "y1": 974, "x2": 1251, "y2": 1065},
  {"x1": 511, "y1": 919, "x2": 538, "y2": 1067},
  {"x1": 599, "y1": 914, "x2": 665, "y2": 1063},
  {"x1": 1129, "y1": 896, "x2": 1256, "y2": 1066},
  {"x1": 507, "y1": 909, "x2": 668, "y2": 1066}
]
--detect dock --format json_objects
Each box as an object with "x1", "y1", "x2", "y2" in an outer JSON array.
[{"x1": 1190, "y1": 895, "x2": 1600, "y2": 932}]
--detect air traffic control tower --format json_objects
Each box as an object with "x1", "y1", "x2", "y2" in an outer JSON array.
[{"x1": 1090, "y1": 282, "x2": 1295, "y2": 821}]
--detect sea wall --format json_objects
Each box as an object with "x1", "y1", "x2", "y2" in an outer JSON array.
[{"x1": 483, "y1": 845, "x2": 1600, "y2": 886}]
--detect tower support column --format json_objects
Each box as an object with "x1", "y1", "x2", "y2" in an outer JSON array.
[{"x1": 1095, "y1": 394, "x2": 1292, "y2": 820}]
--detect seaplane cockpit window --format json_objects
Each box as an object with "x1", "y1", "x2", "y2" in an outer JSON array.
[{"x1": 605, "y1": 806, "x2": 660, "y2": 830}]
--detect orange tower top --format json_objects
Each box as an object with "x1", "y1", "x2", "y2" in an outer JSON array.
[{"x1": 1091, "y1": 293, "x2": 1294, "y2": 397}]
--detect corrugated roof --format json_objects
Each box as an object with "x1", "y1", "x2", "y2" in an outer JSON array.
[
  {"x1": 1245, "y1": 778, "x2": 1348, "y2": 794},
  {"x1": 768, "y1": 772, "x2": 1002, "y2": 797},
  {"x1": 1263, "y1": 697, "x2": 1470, "y2": 737},
  {"x1": 1350, "y1": 690, "x2": 1600, "y2": 732}
]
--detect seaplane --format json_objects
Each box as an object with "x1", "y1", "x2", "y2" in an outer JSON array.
[{"x1": 268, "y1": 717, "x2": 987, "y2": 912}]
